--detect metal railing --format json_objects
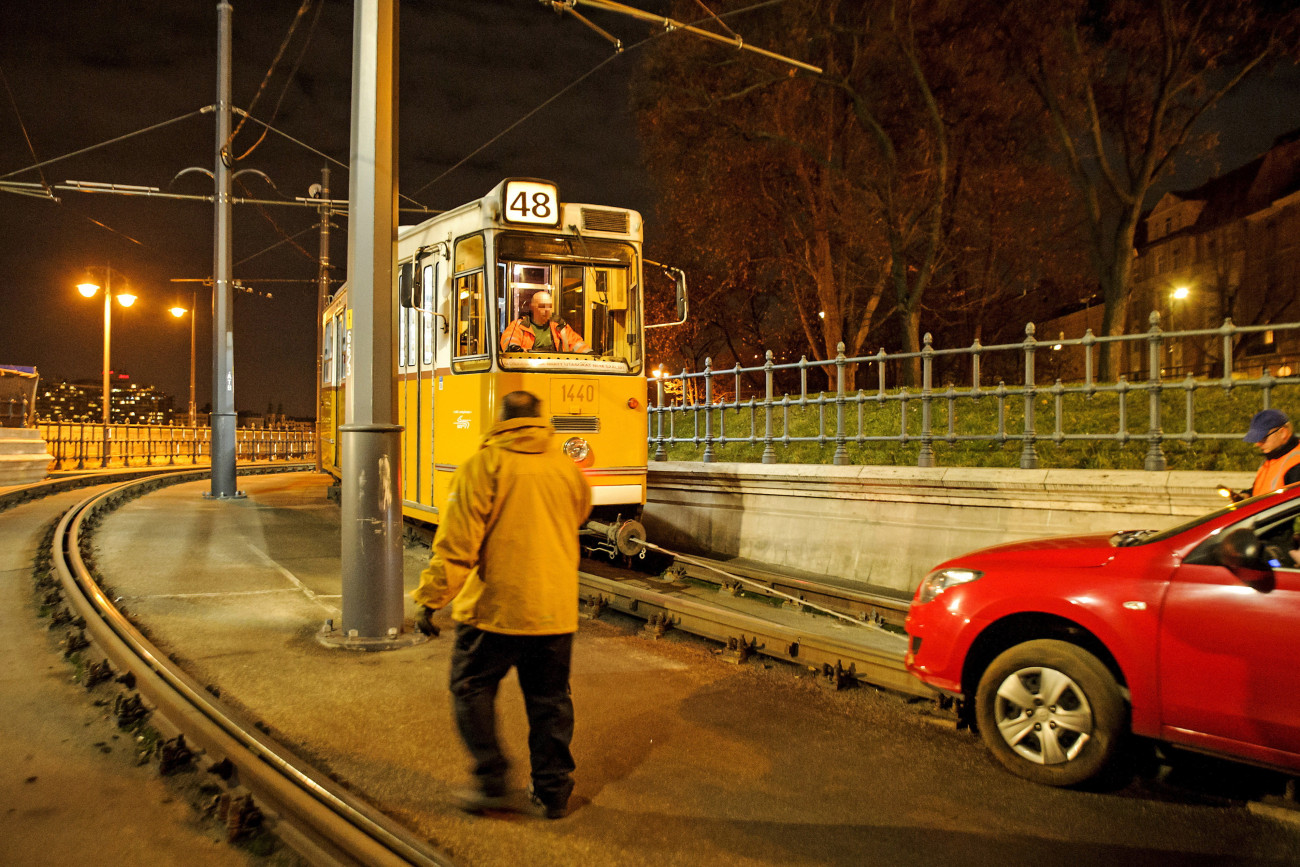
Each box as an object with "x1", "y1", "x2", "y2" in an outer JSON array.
[
  {"x1": 39, "y1": 422, "x2": 316, "y2": 470},
  {"x1": 648, "y1": 313, "x2": 1300, "y2": 470}
]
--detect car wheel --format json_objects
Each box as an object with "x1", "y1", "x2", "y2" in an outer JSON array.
[{"x1": 975, "y1": 639, "x2": 1127, "y2": 787}]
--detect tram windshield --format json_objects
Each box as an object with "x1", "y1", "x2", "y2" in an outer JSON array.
[{"x1": 496, "y1": 233, "x2": 642, "y2": 374}]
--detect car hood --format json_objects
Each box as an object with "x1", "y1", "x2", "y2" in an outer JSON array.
[{"x1": 940, "y1": 533, "x2": 1120, "y2": 570}]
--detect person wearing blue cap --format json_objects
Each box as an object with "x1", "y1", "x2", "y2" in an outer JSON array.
[{"x1": 1244, "y1": 408, "x2": 1300, "y2": 497}]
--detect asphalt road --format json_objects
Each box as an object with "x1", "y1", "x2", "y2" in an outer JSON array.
[
  {"x1": 3, "y1": 473, "x2": 1299, "y2": 866},
  {"x1": 89, "y1": 474, "x2": 1300, "y2": 867}
]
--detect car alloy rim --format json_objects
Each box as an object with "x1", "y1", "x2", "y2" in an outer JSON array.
[{"x1": 993, "y1": 665, "x2": 1094, "y2": 765}]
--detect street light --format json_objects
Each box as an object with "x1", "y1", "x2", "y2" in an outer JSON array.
[
  {"x1": 77, "y1": 266, "x2": 138, "y2": 466},
  {"x1": 1169, "y1": 286, "x2": 1191, "y2": 374},
  {"x1": 169, "y1": 286, "x2": 197, "y2": 426}
]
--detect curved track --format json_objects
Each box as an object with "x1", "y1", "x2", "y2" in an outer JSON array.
[{"x1": 42, "y1": 469, "x2": 452, "y2": 867}]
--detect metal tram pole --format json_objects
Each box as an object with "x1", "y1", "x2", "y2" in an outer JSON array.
[
  {"x1": 208, "y1": 0, "x2": 241, "y2": 499},
  {"x1": 334, "y1": 0, "x2": 407, "y2": 644},
  {"x1": 313, "y1": 166, "x2": 331, "y2": 474}
]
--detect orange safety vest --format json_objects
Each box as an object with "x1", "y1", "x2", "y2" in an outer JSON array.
[
  {"x1": 1252, "y1": 440, "x2": 1300, "y2": 495},
  {"x1": 499, "y1": 318, "x2": 589, "y2": 354}
]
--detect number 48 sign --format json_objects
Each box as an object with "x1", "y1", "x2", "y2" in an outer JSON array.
[{"x1": 502, "y1": 179, "x2": 560, "y2": 227}]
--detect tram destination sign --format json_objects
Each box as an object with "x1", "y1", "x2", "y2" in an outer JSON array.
[{"x1": 502, "y1": 179, "x2": 562, "y2": 228}]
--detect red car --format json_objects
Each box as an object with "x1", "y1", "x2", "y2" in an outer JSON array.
[{"x1": 904, "y1": 485, "x2": 1300, "y2": 786}]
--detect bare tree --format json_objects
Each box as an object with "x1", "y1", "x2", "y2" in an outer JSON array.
[{"x1": 995, "y1": 0, "x2": 1296, "y2": 379}]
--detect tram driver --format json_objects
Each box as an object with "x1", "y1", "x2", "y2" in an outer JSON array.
[{"x1": 500, "y1": 290, "x2": 591, "y2": 354}]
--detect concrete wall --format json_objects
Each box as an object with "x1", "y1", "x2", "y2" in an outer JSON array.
[
  {"x1": 0, "y1": 428, "x2": 52, "y2": 486},
  {"x1": 644, "y1": 462, "x2": 1255, "y2": 597}
]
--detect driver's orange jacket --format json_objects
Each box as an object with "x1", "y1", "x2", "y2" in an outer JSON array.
[
  {"x1": 499, "y1": 317, "x2": 590, "y2": 353},
  {"x1": 1252, "y1": 440, "x2": 1300, "y2": 495}
]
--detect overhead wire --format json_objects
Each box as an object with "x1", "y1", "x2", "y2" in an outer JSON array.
[
  {"x1": 410, "y1": 0, "x2": 795, "y2": 200},
  {"x1": 0, "y1": 63, "x2": 53, "y2": 197},
  {"x1": 0, "y1": 108, "x2": 209, "y2": 181},
  {"x1": 224, "y1": 0, "x2": 319, "y2": 164}
]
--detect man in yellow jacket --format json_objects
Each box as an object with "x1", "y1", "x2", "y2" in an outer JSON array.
[{"x1": 413, "y1": 390, "x2": 591, "y2": 819}]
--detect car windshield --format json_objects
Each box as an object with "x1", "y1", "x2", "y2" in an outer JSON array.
[
  {"x1": 495, "y1": 233, "x2": 642, "y2": 374},
  {"x1": 1132, "y1": 488, "x2": 1287, "y2": 546}
]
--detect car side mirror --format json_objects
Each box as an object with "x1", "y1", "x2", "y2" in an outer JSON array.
[{"x1": 1216, "y1": 527, "x2": 1273, "y2": 575}]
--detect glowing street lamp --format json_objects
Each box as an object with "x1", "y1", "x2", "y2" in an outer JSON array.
[
  {"x1": 169, "y1": 290, "x2": 197, "y2": 426},
  {"x1": 77, "y1": 266, "x2": 138, "y2": 466}
]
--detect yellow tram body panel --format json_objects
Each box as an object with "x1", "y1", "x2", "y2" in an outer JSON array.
[{"x1": 320, "y1": 178, "x2": 650, "y2": 526}]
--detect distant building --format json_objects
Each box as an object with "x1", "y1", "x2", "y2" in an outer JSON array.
[
  {"x1": 1131, "y1": 129, "x2": 1300, "y2": 378},
  {"x1": 1040, "y1": 130, "x2": 1300, "y2": 381},
  {"x1": 36, "y1": 374, "x2": 176, "y2": 424}
]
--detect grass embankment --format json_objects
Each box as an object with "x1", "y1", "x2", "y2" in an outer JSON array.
[{"x1": 653, "y1": 383, "x2": 1300, "y2": 472}]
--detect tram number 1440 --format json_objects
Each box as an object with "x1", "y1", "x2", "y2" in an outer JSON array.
[{"x1": 553, "y1": 380, "x2": 597, "y2": 415}]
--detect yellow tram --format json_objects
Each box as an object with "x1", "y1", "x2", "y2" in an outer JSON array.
[{"x1": 321, "y1": 179, "x2": 679, "y2": 548}]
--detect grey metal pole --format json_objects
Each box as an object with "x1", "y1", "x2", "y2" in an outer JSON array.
[
  {"x1": 209, "y1": 0, "x2": 240, "y2": 498},
  {"x1": 188, "y1": 285, "x2": 197, "y2": 427},
  {"x1": 340, "y1": 0, "x2": 404, "y2": 639},
  {"x1": 314, "y1": 166, "x2": 331, "y2": 474}
]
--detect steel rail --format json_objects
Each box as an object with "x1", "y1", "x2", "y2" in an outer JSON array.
[
  {"x1": 667, "y1": 554, "x2": 911, "y2": 629},
  {"x1": 576, "y1": 569, "x2": 933, "y2": 698},
  {"x1": 50, "y1": 472, "x2": 453, "y2": 867}
]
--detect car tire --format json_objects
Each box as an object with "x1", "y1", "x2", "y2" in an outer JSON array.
[{"x1": 975, "y1": 639, "x2": 1127, "y2": 787}]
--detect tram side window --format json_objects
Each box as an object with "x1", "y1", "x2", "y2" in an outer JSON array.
[
  {"x1": 421, "y1": 263, "x2": 435, "y2": 366},
  {"x1": 322, "y1": 319, "x2": 334, "y2": 384},
  {"x1": 453, "y1": 234, "x2": 488, "y2": 371},
  {"x1": 341, "y1": 315, "x2": 352, "y2": 380},
  {"x1": 398, "y1": 306, "x2": 408, "y2": 369}
]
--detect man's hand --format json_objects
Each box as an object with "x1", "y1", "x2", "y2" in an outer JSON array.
[{"x1": 416, "y1": 606, "x2": 440, "y2": 637}]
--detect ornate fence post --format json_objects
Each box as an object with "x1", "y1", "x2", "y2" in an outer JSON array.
[
  {"x1": 702, "y1": 356, "x2": 715, "y2": 464},
  {"x1": 653, "y1": 373, "x2": 667, "y2": 461},
  {"x1": 834, "y1": 342, "x2": 849, "y2": 465},
  {"x1": 1220, "y1": 317, "x2": 1236, "y2": 386},
  {"x1": 1020, "y1": 322, "x2": 1039, "y2": 469},
  {"x1": 918, "y1": 333, "x2": 935, "y2": 468},
  {"x1": 762, "y1": 350, "x2": 776, "y2": 464},
  {"x1": 1082, "y1": 328, "x2": 1097, "y2": 394},
  {"x1": 1145, "y1": 311, "x2": 1167, "y2": 471}
]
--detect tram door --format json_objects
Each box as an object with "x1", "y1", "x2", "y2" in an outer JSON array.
[
  {"x1": 399, "y1": 259, "x2": 441, "y2": 512},
  {"x1": 431, "y1": 234, "x2": 491, "y2": 514}
]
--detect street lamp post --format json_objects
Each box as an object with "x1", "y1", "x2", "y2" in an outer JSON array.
[
  {"x1": 77, "y1": 266, "x2": 137, "y2": 467},
  {"x1": 169, "y1": 285, "x2": 198, "y2": 427}
]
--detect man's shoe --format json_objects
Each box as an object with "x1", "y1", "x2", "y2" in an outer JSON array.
[
  {"x1": 527, "y1": 784, "x2": 569, "y2": 820},
  {"x1": 452, "y1": 788, "x2": 514, "y2": 815}
]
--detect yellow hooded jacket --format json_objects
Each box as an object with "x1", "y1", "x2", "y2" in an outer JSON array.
[{"x1": 412, "y1": 417, "x2": 592, "y2": 635}]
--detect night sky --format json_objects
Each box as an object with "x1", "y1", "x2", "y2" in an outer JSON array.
[
  {"x1": 0, "y1": 0, "x2": 663, "y2": 419},
  {"x1": 1, "y1": 1, "x2": 1297, "y2": 419}
]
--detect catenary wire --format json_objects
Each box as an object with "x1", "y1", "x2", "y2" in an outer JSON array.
[
  {"x1": 408, "y1": 0, "x2": 793, "y2": 200},
  {"x1": 225, "y1": 0, "x2": 319, "y2": 164}
]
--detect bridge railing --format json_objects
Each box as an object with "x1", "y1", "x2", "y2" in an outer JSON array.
[
  {"x1": 647, "y1": 313, "x2": 1300, "y2": 469},
  {"x1": 39, "y1": 422, "x2": 316, "y2": 470}
]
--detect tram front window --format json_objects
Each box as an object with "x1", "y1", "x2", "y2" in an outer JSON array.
[{"x1": 496, "y1": 233, "x2": 642, "y2": 373}]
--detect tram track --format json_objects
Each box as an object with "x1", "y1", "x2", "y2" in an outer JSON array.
[
  {"x1": 577, "y1": 553, "x2": 932, "y2": 699},
  {"x1": 42, "y1": 469, "x2": 452, "y2": 867}
]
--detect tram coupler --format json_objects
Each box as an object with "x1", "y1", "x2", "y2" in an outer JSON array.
[{"x1": 583, "y1": 517, "x2": 647, "y2": 558}]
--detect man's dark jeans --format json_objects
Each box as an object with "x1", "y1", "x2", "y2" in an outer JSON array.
[{"x1": 449, "y1": 624, "x2": 575, "y2": 807}]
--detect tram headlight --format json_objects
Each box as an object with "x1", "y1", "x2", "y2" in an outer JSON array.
[{"x1": 562, "y1": 437, "x2": 593, "y2": 467}]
